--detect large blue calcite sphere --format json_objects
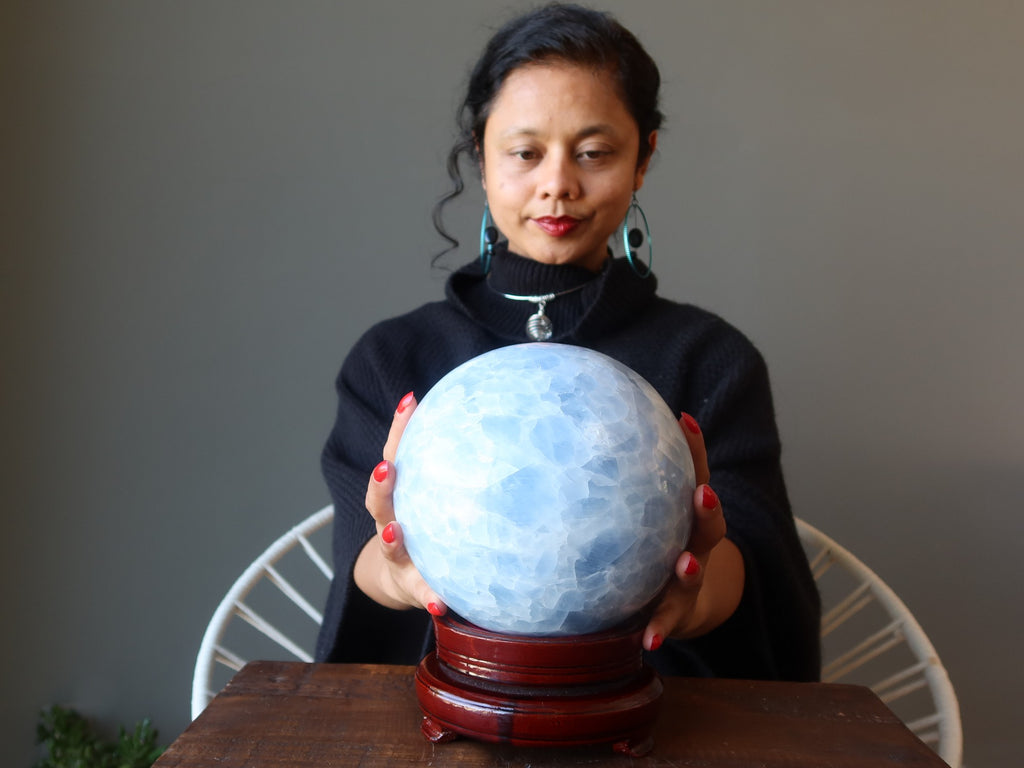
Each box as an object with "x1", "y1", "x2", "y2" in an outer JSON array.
[{"x1": 393, "y1": 343, "x2": 695, "y2": 636}]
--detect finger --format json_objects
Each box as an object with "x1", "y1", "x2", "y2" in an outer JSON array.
[
  {"x1": 418, "y1": 587, "x2": 448, "y2": 617},
  {"x1": 365, "y1": 459, "x2": 396, "y2": 528},
  {"x1": 675, "y1": 551, "x2": 704, "y2": 583},
  {"x1": 644, "y1": 596, "x2": 679, "y2": 652},
  {"x1": 643, "y1": 551, "x2": 707, "y2": 649},
  {"x1": 643, "y1": 614, "x2": 670, "y2": 652},
  {"x1": 686, "y1": 484, "x2": 727, "y2": 558},
  {"x1": 383, "y1": 391, "x2": 417, "y2": 463},
  {"x1": 380, "y1": 521, "x2": 448, "y2": 615},
  {"x1": 377, "y1": 519, "x2": 411, "y2": 566},
  {"x1": 680, "y1": 412, "x2": 710, "y2": 486}
]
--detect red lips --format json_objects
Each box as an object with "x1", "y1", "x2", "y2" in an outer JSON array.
[{"x1": 533, "y1": 216, "x2": 581, "y2": 236}]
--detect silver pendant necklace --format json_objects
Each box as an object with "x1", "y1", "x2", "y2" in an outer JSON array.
[{"x1": 491, "y1": 282, "x2": 590, "y2": 341}]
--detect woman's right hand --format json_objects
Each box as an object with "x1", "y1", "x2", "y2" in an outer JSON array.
[{"x1": 352, "y1": 392, "x2": 447, "y2": 616}]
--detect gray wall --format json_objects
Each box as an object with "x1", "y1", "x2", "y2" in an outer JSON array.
[{"x1": 3, "y1": 2, "x2": 1021, "y2": 765}]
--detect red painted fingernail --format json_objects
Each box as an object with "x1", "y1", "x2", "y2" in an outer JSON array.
[
  {"x1": 702, "y1": 485, "x2": 719, "y2": 510},
  {"x1": 381, "y1": 522, "x2": 396, "y2": 544},
  {"x1": 397, "y1": 391, "x2": 415, "y2": 414},
  {"x1": 427, "y1": 602, "x2": 443, "y2": 616},
  {"x1": 649, "y1": 633, "x2": 663, "y2": 651},
  {"x1": 373, "y1": 460, "x2": 389, "y2": 483},
  {"x1": 682, "y1": 412, "x2": 701, "y2": 435},
  {"x1": 683, "y1": 553, "x2": 701, "y2": 576}
]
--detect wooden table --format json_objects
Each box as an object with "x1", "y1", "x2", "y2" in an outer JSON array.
[{"x1": 156, "y1": 661, "x2": 949, "y2": 767}]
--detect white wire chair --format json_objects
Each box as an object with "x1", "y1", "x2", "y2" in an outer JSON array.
[
  {"x1": 796, "y1": 518, "x2": 962, "y2": 767},
  {"x1": 190, "y1": 509, "x2": 962, "y2": 766},
  {"x1": 190, "y1": 504, "x2": 335, "y2": 719}
]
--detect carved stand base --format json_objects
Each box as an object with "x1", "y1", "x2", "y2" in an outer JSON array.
[{"x1": 414, "y1": 614, "x2": 663, "y2": 756}]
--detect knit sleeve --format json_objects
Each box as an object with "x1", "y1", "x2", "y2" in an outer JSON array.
[
  {"x1": 314, "y1": 328, "x2": 434, "y2": 664},
  {"x1": 650, "y1": 318, "x2": 821, "y2": 681}
]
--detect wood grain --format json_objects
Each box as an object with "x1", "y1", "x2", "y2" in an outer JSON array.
[{"x1": 156, "y1": 661, "x2": 948, "y2": 767}]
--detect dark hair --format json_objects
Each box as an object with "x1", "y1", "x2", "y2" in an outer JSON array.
[{"x1": 432, "y1": 3, "x2": 664, "y2": 261}]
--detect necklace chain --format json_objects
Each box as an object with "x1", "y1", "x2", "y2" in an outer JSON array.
[{"x1": 488, "y1": 279, "x2": 590, "y2": 341}]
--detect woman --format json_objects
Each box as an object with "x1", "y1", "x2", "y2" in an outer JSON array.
[{"x1": 316, "y1": 3, "x2": 820, "y2": 681}]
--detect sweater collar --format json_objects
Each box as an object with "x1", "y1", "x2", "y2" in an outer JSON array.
[{"x1": 446, "y1": 244, "x2": 657, "y2": 343}]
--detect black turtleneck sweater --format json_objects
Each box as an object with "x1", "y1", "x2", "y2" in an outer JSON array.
[{"x1": 316, "y1": 246, "x2": 820, "y2": 681}]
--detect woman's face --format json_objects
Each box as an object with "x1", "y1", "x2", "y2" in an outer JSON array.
[{"x1": 481, "y1": 62, "x2": 656, "y2": 272}]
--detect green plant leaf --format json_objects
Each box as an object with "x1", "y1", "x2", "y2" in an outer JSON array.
[{"x1": 35, "y1": 705, "x2": 164, "y2": 768}]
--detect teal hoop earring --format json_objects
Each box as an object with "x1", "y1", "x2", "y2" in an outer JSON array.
[
  {"x1": 622, "y1": 194, "x2": 653, "y2": 278},
  {"x1": 479, "y1": 202, "x2": 498, "y2": 273}
]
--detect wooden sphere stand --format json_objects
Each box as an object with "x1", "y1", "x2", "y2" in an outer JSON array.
[{"x1": 414, "y1": 613, "x2": 663, "y2": 756}]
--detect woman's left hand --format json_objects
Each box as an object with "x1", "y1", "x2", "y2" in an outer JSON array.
[{"x1": 642, "y1": 413, "x2": 745, "y2": 651}]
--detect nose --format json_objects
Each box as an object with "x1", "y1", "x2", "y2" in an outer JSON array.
[{"x1": 538, "y1": 151, "x2": 581, "y2": 200}]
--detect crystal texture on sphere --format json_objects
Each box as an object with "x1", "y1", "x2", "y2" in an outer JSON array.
[{"x1": 393, "y1": 343, "x2": 695, "y2": 636}]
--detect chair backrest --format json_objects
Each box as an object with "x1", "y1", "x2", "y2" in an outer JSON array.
[
  {"x1": 191, "y1": 509, "x2": 963, "y2": 767},
  {"x1": 796, "y1": 518, "x2": 962, "y2": 767},
  {"x1": 191, "y1": 504, "x2": 335, "y2": 719}
]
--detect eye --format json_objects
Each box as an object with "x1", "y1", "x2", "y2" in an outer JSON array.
[
  {"x1": 578, "y1": 148, "x2": 613, "y2": 162},
  {"x1": 511, "y1": 148, "x2": 539, "y2": 161}
]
